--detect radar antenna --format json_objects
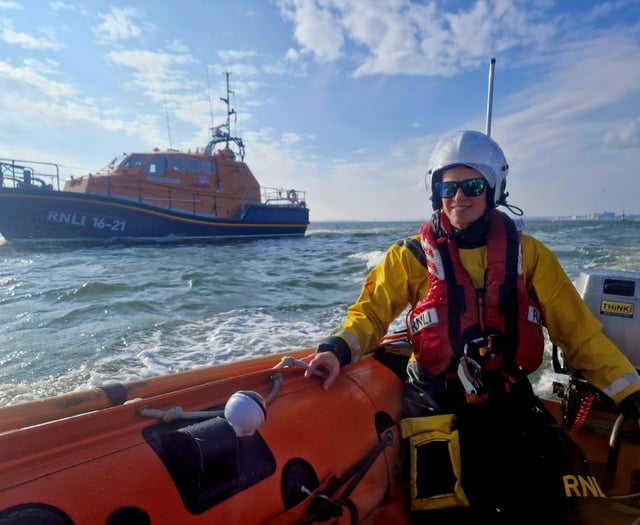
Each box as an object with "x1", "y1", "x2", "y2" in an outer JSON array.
[{"x1": 205, "y1": 71, "x2": 246, "y2": 161}]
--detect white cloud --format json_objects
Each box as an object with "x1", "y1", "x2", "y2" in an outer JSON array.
[
  {"x1": 106, "y1": 49, "x2": 198, "y2": 98},
  {"x1": 0, "y1": 1, "x2": 21, "y2": 9},
  {"x1": 284, "y1": 47, "x2": 300, "y2": 62},
  {"x1": 0, "y1": 58, "x2": 76, "y2": 98},
  {"x1": 93, "y1": 6, "x2": 144, "y2": 45},
  {"x1": 0, "y1": 19, "x2": 64, "y2": 50},
  {"x1": 218, "y1": 49, "x2": 260, "y2": 62},
  {"x1": 276, "y1": 0, "x2": 345, "y2": 62},
  {"x1": 275, "y1": 0, "x2": 556, "y2": 77},
  {"x1": 604, "y1": 118, "x2": 640, "y2": 148},
  {"x1": 49, "y1": 1, "x2": 87, "y2": 14}
]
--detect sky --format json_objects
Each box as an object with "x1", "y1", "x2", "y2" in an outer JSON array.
[{"x1": 1, "y1": 1, "x2": 640, "y2": 222}]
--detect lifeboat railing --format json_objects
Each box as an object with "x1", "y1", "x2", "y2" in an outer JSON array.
[
  {"x1": 263, "y1": 187, "x2": 307, "y2": 207},
  {"x1": 101, "y1": 180, "x2": 306, "y2": 212},
  {"x1": 66, "y1": 175, "x2": 307, "y2": 215},
  {"x1": 0, "y1": 159, "x2": 61, "y2": 191}
]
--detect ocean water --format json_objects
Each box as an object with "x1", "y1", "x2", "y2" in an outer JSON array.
[{"x1": 1, "y1": 218, "x2": 639, "y2": 406}]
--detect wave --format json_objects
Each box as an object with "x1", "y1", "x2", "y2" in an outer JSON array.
[{"x1": 0, "y1": 219, "x2": 638, "y2": 406}]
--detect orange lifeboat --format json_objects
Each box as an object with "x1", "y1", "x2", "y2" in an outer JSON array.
[{"x1": 0, "y1": 72, "x2": 309, "y2": 242}]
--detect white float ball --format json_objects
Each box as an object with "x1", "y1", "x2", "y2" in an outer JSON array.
[{"x1": 224, "y1": 390, "x2": 267, "y2": 437}]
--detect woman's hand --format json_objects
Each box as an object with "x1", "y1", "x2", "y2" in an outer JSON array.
[{"x1": 303, "y1": 351, "x2": 341, "y2": 390}]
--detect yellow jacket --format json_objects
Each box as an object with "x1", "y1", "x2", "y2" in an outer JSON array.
[{"x1": 327, "y1": 233, "x2": 640, "y2": 405}]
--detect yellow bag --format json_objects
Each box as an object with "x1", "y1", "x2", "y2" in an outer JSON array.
[{"x1": 400, "y1": 414, "x2": 469, "y2": 511}]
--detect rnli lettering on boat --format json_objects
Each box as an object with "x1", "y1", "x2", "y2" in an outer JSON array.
[
  {"x1": 561, "y1": 474, "x2": 606, "y2": 497},
  {"x1": 91, "y1": 217, "x2": 126, "y2": 232},
  {"x1": 47, "y1": 210, "x2": 86, "y2": 226},
  {"x1": 600, "y1": 300, "x2": 634, "y2": 318},
  {"x1": 47, "y1": 211, "x2": 127, "y2": 232}
]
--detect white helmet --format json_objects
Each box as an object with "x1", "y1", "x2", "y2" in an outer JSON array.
[{"x1": 426, "y1": 130, "x2": 509, "y2": 210}]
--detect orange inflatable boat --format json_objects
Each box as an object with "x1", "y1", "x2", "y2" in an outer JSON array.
[{"x1": 0, "y1": 347, "x2": 639, "y2": 524}]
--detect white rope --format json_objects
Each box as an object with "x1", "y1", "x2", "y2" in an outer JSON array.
[
  {"x1": 138, "y1": 405, "x2": 223, "y2": 422},
  {"x1": 273, "y1": 355, "x2": 326, "y2": 377}
]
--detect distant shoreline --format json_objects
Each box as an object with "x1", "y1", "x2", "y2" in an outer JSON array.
[{"x1": 309, "y1": 214, "x2": 637, "y2": 223}]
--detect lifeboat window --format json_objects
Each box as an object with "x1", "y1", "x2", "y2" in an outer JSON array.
[
  {"x1": 169, "y1": 157, "x2": 184, "y2": 173},
  {"x1": 187, "y1": 159, "x2": 200, "y2": 174},
  {"x1": 122, "y1": 153, "x2": 149, "y2": 169},
  {"x1": 202, "y1": 160, "x2": 215, "y2": 176},
  {"x1": 108, "y1": 154, "x2": 127, "y2": 169},
  {"x1": 146, "y1": 155, "x2": 167, "y2": 175}
]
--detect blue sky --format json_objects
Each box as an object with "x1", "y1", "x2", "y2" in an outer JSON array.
[{"x1": 1, "y1": 1, "x2": 639, "y2": 221}]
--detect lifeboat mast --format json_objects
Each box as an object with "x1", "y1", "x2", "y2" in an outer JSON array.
[{"x1": 205, "y1": 71, "x2": 246, "y2": 161}]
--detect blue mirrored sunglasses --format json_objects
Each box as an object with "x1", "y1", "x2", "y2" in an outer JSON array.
[{"x1": 436, "y1": 178, "x2": 487, "y2": 198}]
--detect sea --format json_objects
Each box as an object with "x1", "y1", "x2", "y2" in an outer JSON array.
[{"x1": 1, "y1": 218, "x2": 639, "y2": 407}]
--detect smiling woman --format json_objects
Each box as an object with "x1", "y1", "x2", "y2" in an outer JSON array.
[{"x1": 439, "y1": 167, "x2": 488, "y2": 229}]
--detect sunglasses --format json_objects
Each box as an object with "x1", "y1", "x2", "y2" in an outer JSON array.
[{"x1": 436, "y1": 178, "x2": 487, "y2": 199}]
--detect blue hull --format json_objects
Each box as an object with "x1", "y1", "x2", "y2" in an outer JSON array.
[{"x1": 0, "y1": 188, "x2": 309, "y2": 241}]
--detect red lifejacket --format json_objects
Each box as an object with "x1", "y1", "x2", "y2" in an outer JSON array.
[{"x1": 406, "y1": 210, "x2": 544, "y2": 378}]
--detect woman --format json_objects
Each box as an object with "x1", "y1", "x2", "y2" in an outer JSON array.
[{"x1": 304, "y1": 129, "x2": 640, "y2": 522}]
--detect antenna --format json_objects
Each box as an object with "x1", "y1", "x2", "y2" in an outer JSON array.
[
  {"x1": 485, "y1": 57, "x2": 496, "y2": 137},
  {"x1": 206, "y1": 67, "x2": 214, "y2": 131},
  {"x1": 164, "y1": 93, "x2": 173, "y2": 149},
  {"x1": 204, "y1": 72, "x2": 246, "y2": 160},
  {"x1": 219, "y1": 71, "x2": 236, "y2": 150}
]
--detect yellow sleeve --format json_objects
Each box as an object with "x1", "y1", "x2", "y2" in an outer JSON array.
[
  {"x1": 328, "y1": 237, "x2": 429, "y2": 362},
  {"x1": 522, "y1": 234, "x2": 640, "y2": 404}
]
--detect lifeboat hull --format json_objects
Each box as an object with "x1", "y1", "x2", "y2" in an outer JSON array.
[{"x1": 0, "y1": 188, "x2": 309, "y2": 241}]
